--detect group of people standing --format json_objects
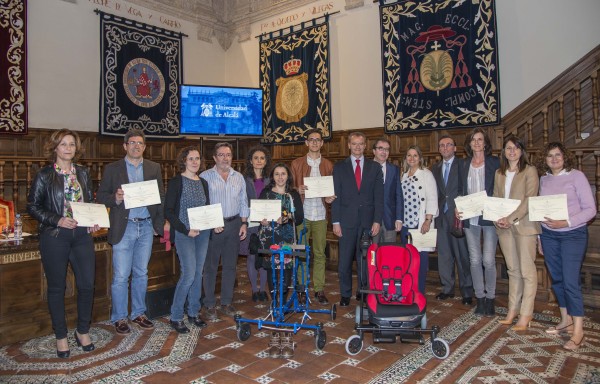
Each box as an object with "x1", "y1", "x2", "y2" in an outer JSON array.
[
  {"x1": 435, "y1": 128, "x2": 596, "y2": 352},
  {"x1": 27, "y1": 126, "x2": 596, "y2": 359}
]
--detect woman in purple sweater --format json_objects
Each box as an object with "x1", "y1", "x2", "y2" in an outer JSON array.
[{"x1": 536, "y1": 142, "x2": 597, "y2": 351}]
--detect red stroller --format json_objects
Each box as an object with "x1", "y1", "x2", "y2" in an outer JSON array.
[{"x1": 345, "y1": 242, "x2": 450, "y2": 359}]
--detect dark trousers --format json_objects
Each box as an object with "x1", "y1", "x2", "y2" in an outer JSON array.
[
  {"x1": 338, "y1": 226, "x2": 368, "y2": 298},
  {"x1": 39, "y1": 227, "x2": 96, "y2": 339},
  {"x1": 203, "y1": 219, "x2": 241, "y2": 307},
  {"x1": 436, "y1": 214, "x2": 472, "y2": 297},
  {"x1": 541, "y1": 226, "x2": 587, "y2": 317}
]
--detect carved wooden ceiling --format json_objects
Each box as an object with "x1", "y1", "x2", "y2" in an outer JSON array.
[{"x1": 125, "y1": 0, "x2": 365, "y2": 50}]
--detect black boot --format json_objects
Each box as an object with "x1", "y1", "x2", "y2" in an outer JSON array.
[
  {"x1": 484, "y1": 298, "x2": 495, "y2": 317},
  {"x1": 474, "y1": 297, "x2": 486, "y2": 316}
]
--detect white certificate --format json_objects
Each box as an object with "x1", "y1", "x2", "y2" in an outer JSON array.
[
  {"x1": 304, "y1": 176, "x2": 335, "y2": 199},
  {"x1": 410, "y1": 228, "x2": 437, "y2": 250},
  {"x1": 483, "y1": 197, "x2": 522, "y2": 222},
  {"x1": 70, "y1": 202, "x2": 110, "y2": 228},
  {"x1": 454, "y1": 191, "x2": 488, "y2": 220},
  {"x1": 187, "y1": 203, "x2": 224, "y2": 231},
  {"x1": 249, "y1": 199, "x2": 281, "y2": 222},
  {"x1": 529, "y1": 194, "x2": 569, "y2": 221},
  {"x1": 122, "y1": 180, "x2": 161, "y2": 209}
]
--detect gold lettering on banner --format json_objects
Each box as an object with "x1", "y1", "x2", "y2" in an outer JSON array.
[
  {"x1": 87, "y1": 0, "x2": 182, "y2": 30},
  {"x1": 260, "y1": 1, "x2": 336, "y2": 33}
]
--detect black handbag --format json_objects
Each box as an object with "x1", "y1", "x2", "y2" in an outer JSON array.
[{"x1": 450, "y1": 217, "x2": 465, "y2": 238}]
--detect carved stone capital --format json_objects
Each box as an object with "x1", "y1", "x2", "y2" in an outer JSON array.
[
  {"x1": 196, "y1": 24, "x2": 214, "y2": 43},
  {"x1": 235, "y1": 21, "x2": 252, "y2": 43},
  {"x1": 214, "y1": 29, "x2": 233, "y2": 51},
  {"x1": 345, "y1": 0, "x2": 365, "y2": 10}
]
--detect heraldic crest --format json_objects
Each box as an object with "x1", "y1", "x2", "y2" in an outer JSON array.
[
  {"x1": 98, "y1": 11, "x2": 182, "y2": 138},
  {"x1": 379, "y1": 0, "x2": 500, "y2": 132},
  {"x1": 260, "y1": 16, "x2": 331, "y2": 144}
]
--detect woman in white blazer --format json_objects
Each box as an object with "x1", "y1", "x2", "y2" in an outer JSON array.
[{"x1": 401, "y1": 145, "x2": 438, "y2": 294}]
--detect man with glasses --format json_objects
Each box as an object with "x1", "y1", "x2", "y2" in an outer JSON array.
[
  {"x1": 200, "y1": 142, "x2": 249, "y2": 320},
  {"x1": 332, "y1": 132, "x2": 383, "y2": 307},
  {"x1": 433, "y1": 135, "x2": 473, "y2": 305},
  {"x1": 97, "y1": 128, "x2": 165, "y2": 334},
  {"x1": 371, "y1": 138, "x2": 404, "y2": 244},
  {"x1": 291, "y1": 129, "x2": 335, "y2": 305}
]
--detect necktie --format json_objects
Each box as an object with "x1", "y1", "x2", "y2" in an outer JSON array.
[
  {"x1": 355, "y1": 159, "x2": 361, "y2": 190},
  {"x1": 443, "y1": 162, "x2": 450, "y2": 186},
  {"x1": 443, "y1": 162, "x2": 450, "y2": 212}
]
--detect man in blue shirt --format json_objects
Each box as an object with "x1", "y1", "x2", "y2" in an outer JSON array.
[
  {"x1": 97, "y1": 129, "x2": 165, "y2": 334},
  {"x1": 201, "y1": 142, "x2": 250, "y2": 320}
]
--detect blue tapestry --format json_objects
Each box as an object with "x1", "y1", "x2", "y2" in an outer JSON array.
[
  {"x1": 98, "y1": 12, "x2": 182, "y2": 138},
  {"x1": 380, "y1": 0, "x2": 500, "y2": 132},
  {"x1": 259, "y1": 17, "x2": 331, "y2": 145}
]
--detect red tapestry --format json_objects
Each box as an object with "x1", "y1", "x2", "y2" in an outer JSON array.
[{"x1": 0, "y1": 0, "x2": 27, "y2": 135}]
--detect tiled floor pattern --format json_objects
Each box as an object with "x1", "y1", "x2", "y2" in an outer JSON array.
[{"x1": 1, "y1": 259, "x2": 600, "y2": 383}]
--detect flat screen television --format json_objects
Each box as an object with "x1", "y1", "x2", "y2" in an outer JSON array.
[{"x1": 179, "y1": 84, "x2": 264, "y2": 136}]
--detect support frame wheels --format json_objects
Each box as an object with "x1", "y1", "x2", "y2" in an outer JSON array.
[
  {"x1": 431, "y1": 337, "x2": 450, "y2": 359},
  {"x1": 331, "y1": 304, "x2": 337, "y2": 321},
  {"x1": 345, "y1": 334, "x2": 363, "y2": 355},
  {"x1": 237, "y1": 322, "x2": 251, "y2": 342}
]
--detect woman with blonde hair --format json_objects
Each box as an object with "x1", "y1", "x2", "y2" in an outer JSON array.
[{"x1": 401, "y1": 145, "x2": 438, "y2": 294}]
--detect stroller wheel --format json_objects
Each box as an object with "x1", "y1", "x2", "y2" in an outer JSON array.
[
  {"x1": 420, "y1": 313, "x2": 427, "y2": 329},
  {"x1": 315, "y1": 329, "x2": 327, "y2": 350},
  {"x1": 345, "y1": 335, "x2": 363, "y2": 355},
  {"x1": 237, "y1": 323, "x2": 251, "y2": 342},
  {"x1": 331, "y1": 304, "x2": 337, "y2": 321},
  {"x1": 431, "y1": 337, "x2": 450, "y2": 359}
]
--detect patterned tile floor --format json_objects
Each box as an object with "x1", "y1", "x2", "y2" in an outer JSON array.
[{"x1": 2, "y1": 259, "x2": 600, "y2": 383}]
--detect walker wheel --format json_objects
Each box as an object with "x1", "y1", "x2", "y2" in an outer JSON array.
[
  {"x1": 315, "y1": 329, "x2": 327, "y2": 350},
  {"x1": 345, "y1": 335, "x2": 363, "y2": 355},
  {"x1": 237, "y1": 323, "x2": 251, "y2": 342},
  {"x1": 331, "y1": 304, "x2": 337, "y2": 321},
  {"x1": 431, "y1": 337, "x2": 450, "y2": 359}
]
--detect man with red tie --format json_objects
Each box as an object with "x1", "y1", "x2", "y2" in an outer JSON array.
[{"x1": 331, "y1": 132, "x2": 384, "y2": 307}]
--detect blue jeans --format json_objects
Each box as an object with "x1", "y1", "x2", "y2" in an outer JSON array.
[
  {"x1": 110, "y1": 219, "x2": 154, "y2": 322},
  {"x1": 541, "y1": 226, "x2": 587, "y2": 317},
  {"x1": 465, "y1": 225, "x2": 498, "y2": 299},
  {"x1": 170, "y1": 230, "x2": 210, "y2": 321}
]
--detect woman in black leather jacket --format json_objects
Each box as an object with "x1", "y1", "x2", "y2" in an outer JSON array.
[{"x1": 27, "y1": 129, "x2": 98, "y2": 358}]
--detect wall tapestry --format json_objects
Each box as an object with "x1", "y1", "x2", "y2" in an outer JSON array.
[
  {"x1": 380, "y1": 0, "x2": 500, "y2": 132},
  {"x1": 260, "y1": 16, "x2": 331, "y2": 145},
  {"x1": 98, "y1": 11, "x2": 183, "y2": 138},
  {"x1": 0, "y1": 0, "x2": 27, "y2": 135}
]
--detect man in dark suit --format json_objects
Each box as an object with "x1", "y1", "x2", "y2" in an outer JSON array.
[
  {"x1": 332, "y1": 132, "x2": 384, "y2": 307},
  {"x1": 433, "y1": 135, "x2": 473, "y2": 305},
  {"x1": 371, "y1": 138, "x2": 404, "y2": 243},
  {"x1": 97, "y1": 129, "x2": 165, "y2": 334}
]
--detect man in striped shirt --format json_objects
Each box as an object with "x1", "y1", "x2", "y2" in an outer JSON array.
[{"x1": 201, "y1": 142, "x2": 249, "y2": 320}]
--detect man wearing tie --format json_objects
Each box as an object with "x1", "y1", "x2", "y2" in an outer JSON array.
[
  {"x1": 332, "y1": 132, "x2": 384, "y2": 307},
  {"x1": 371, "y1": 138, "x2": 404, "y2": 243},
  {"x1": 433, "y1": 135, "x2": 473, "y2": 304}
]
